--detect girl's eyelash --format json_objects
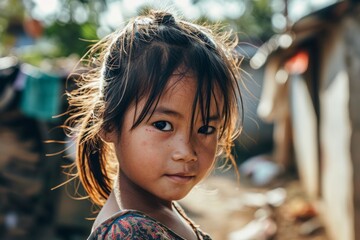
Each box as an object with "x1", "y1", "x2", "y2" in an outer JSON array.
[
  {"x1": 152, "y1": 121, "x2": 173, "y2": 131},
  {"x1": 152, "y1": 121, "x2": 216, "y2": 135}
]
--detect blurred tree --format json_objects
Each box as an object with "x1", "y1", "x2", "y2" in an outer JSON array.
[
  {"x1": 0, "y1": 0, "x2": 26, "y2": 54},
  {"x1": 1, "y1": 0, "x2": 274, "y2": 59},
  {"x1": 236, "y1": 0, "x2": 274, "y2": 41},
  {"x1": 44, "y1": 22, "x2": 98, "y2": 57},
  {"x1": 0, "y1": 0, "x2": 103, "y2": 58},
  {"x1": 193, "y1": 0, "x2": 274, "y2": 42},
  {"x1": 25, "y1": 0, "x2": 104, "y2": 57}
]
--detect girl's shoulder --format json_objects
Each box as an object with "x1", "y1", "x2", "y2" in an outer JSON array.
[
  {"x1": 87, "y1": 208, "x2": 212, "y2": 240},
  {"x1": 88, "y1": 209, "x2": 182, "y2": 240}
]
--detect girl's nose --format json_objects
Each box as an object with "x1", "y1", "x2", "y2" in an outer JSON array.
[{"x1": 171, "y1": 138, "x2": 197, "y2": 162}]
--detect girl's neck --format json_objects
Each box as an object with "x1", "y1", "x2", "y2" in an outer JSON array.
[
  {"x1": 100, "y1": 171, "x2": 199, "y2": 240},
  {"x1": 115, "y1": 170, "x2": 173, "y2": 213}
]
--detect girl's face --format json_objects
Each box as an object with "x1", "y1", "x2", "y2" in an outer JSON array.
[{"x1": 109, "y1": 74, "x2": 222, "y2": 203}]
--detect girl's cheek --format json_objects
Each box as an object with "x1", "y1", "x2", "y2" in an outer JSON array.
[
  {"x1": 195, "y1": 137, "x2": 217, "y2": 154},
  {"x1": 199, "y1": 142, "x2": 218, "y2": 159},
  {"x1": 145, "y1": 127, "x2": 156, "y2": 133},
  {"x1": 144, "y1": 127, "x2": 170, "y2": 141}
]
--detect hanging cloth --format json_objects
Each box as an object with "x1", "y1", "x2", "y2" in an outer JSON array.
[{"x1": 20, "y1": 64, "x2": 62, "y2": 121}]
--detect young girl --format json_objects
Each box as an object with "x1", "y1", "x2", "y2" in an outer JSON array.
[{"x1": 66, "y1": 9, "x2": 243, "y2": 240}]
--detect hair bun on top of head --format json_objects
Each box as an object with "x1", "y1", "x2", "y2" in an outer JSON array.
[{"x1": 153, "y1": 12, "x2": 176, "y2": 26}]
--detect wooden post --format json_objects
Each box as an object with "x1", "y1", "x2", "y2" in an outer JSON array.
[{"x1": 344, "y1": 5, "x2": 360, "y2": 240}]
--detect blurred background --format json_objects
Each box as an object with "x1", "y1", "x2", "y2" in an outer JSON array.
[{"x1": 1, "y1": 0, "x2": 359, "y2": 239}]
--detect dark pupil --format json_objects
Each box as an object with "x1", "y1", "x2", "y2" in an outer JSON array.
[
  {"x1": 155, "y1": 121, "x2": 166, "y2": 129},
  {"x1": 199, "y1": 126, "x2": 208, "y2": 133}
]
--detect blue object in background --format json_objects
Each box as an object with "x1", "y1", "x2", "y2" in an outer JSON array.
[{"x1": 20, "y1": 64, "x2": 61, "y2": 121}]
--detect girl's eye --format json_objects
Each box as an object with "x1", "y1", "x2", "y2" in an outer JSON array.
[
  {"x1": 153, "y1": 121, "x2": 173, "y2": 131},
  {"x1": 198, "y1": 125, "x2": 216, "y2": 135}
]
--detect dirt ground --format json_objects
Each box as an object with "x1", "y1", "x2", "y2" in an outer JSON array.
[{"x1": 179, "y1": 173, "x2": 329, "y2": 240}]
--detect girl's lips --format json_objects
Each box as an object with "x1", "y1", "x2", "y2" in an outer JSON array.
[{"x1": 165, "y1": 174, "x2": 195, "y2": 184}]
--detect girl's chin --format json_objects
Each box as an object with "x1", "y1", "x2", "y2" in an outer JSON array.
[{"x1": 158, "y1": 192, "x2": 191, "y2": 202}]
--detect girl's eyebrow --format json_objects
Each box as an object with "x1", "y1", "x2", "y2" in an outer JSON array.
[
  {"x1": 153, "y1": 106, "x2": 221, "y2": 121},
  {"x1": 208, "y1": 114, "x2": 221, "y2": 121},
  {"x1": 153, "y1": 106, "x2": 183, "y2": 118}
]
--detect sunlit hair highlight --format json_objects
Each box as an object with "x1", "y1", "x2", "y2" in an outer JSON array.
[{"x1": 65, "y1": 9, "x2": 244, "y2": 206}]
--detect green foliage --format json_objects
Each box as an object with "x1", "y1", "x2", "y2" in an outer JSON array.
[
  {"x1": 45, "y1": 21, "x2": 98, "y2": 57},
  {"x1": 0, "y1": 0, "x2": 275, "y2": 60},
  {"x1": 0, "y1": 0, "x2": 25, "y2": 56},
  {"x1": 191, "y1": 0, "x2": 274, "y2": 42},
  {"x1": 251, "y1": 0, "x2": 274, "y2": 39},
  {"x1": 228, "y1": 0, "x2": 274, "y2": 41}
]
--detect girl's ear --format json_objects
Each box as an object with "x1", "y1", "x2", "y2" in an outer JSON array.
[{"x1": 99, "y1": 128, "x2": 117, "y2": 143}]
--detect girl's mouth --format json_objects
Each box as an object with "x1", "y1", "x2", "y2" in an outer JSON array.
[{"x1": 164, "y1": 174, "x2": 195, "y2": 184}]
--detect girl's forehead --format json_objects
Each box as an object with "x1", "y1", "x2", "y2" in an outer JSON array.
[
  {"x1": 163, "y1": 74, "x2": 197, "y2": 97},
  {"x1": 159, "y1": 73, "x2": 224, "y2": 109}
]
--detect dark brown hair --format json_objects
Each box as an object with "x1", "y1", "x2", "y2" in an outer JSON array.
[{"x1": 66, "y1": 9, "x2": 244, "y2": 206}]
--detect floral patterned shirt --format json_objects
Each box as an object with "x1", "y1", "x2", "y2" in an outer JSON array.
[{"x1": 88, "y1": 203, "x2": 212, "y2": 240}]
